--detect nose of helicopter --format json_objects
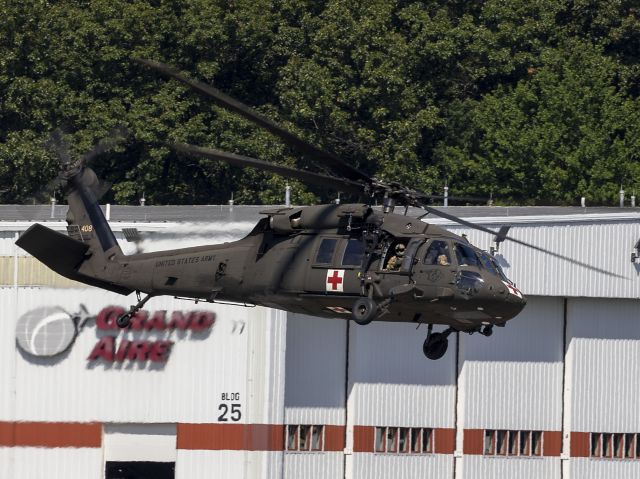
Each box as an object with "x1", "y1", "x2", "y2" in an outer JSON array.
[{"x1": 500, "y1": 284, "x2": 527, "y2": 319}]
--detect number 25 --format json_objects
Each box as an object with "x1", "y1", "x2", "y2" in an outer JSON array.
[{"x1": 218, "y1": 403, "x2": 241, "y2": 422}]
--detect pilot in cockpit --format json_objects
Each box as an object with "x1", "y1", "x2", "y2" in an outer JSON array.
[
  {"x1": 424, "y1": 240, "x2": 451, "y2": 266},
  {"x1": 386, "y1": 243, "x2": 405, "y2": 271}
]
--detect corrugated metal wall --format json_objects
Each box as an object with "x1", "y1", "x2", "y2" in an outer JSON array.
[
  {"x1": 175, "y1": 451, "x2": 283, "y2": 479},
  {"x1": 284, "y1": 314, "x2": 347, "y2": 426},
  {"x1": 348, "y1": 321, "x2": 457, "y2": 429},
  {"x1": 568, "y1": 298, "x2": 640, "y2": 433},
  {"x1": 283, "y1": 314, "x2": 346, "y2": 478},
  {"x1": 570, "y1": 459, "x2": 640, "y2": 479},
  {"x1": 462, "y1": 456, "x2": 559, "y2": 479},
  {"x1": 0, "y1": 257, "x2": 83, "y2": 287},
  {"x1": 457, "y1": 297, "x2": 564, "y2": 479},
  {"x1": 460, "y1": 297, "x2": 564, "y2": 431},
  {"x1": 352, "y1": 454, "x2": 453, "y2": 479},
  {"x1": 284, "y1": 452, "x2": 343, "y2": 479},
  {"x1": 9, "y1": 448, "x2": 103, "y2": 479},
  {"x1": 565, "y1": 298, "x2": 640, "y2": 479}
]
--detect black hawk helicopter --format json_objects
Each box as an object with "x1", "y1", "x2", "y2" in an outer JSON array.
[{"x1": 16, "y1": 60, "x2": 612, "y2": 360}]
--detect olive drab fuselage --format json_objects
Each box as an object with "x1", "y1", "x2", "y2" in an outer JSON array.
[{"x1": 111, "y1": 203, "x2": 526, "y2": 332}]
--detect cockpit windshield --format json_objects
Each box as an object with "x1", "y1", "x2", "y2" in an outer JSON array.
[
  {"x1": 491, "y1": 257, "x2": 511, "y2": 283},
  {"x1": 478, "y1": 252, "x2": 498, "y2": 275},
  {"x1": 478, "y1": 251, "x2": 511, "y2": 282}
]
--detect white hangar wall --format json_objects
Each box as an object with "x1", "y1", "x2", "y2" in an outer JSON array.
[
  {"x1": 457, "y1": 296, "x2": 564, "y2": 479},
  {"x1": 0, "y1": 283, "x2": 288, "y2": 479}
]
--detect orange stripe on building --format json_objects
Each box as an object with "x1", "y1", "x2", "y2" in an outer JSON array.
[
  {"x1": 434, "y1": 428, "x2": 455, "y2": 454},
  {"x1": 324, "y1": 425, "x2": 346, "y2": 452},
  {"x1": 0, "y1": 422, "x2": 101, "y2": 448},
  {"x1": 352, "y1": 425, "x2": 374, "y2": 452},
  {"x1": 570, "y1": 432, "x2": 590, "y2": 457},
  {"x1": 177, "y1": 423, "x2": 284, "y2": 451},
  {"x1": 463, "y1": 429, "x2": 484, "y2": 455},
  {"x1": 543, "y1": 431, "x2": 562, "y2": 457}
]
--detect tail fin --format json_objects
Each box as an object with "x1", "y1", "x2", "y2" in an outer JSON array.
[{"x1": 16, "y1": 167, "x2": 133, "y2": 295}]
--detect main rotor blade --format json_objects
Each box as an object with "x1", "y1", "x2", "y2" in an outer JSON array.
[
  {"x1": 421, "y1": 205, "x2": 625, "y2": 278},
  {"x1": 136, "y1": 59, "x2": 372, "y2": 184},
  {"x1": 174, "y1": 143, "x2": 365, "y2": 194},
  {"x1": 427, "y1": 194, "x2": 489, "y2": 204}
]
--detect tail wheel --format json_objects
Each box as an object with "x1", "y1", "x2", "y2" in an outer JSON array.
[
  {"x1": 423, "y1": 332, "x2": 448, "y2": 360},
  {"x1": 351, "y1": 297, "x2": 377, "y2": 325},
  {"x1": 116, "y1": 314, "x2": 131, "y2": 328}
]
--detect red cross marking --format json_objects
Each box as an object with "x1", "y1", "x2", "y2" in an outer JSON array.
[
  {"x1": 327, "y1": 270, "x2": 343, "y2": 291},
  {"x1": 504, "y1": 282, "x2": 522, "y2": 298}
]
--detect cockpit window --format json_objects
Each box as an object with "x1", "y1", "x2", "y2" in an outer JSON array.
[
  {"x1": 455, "y1": 243, "x2": 480, "y2": 267},
  {"x1": 423, "y1": 240, "x2": 451, "y2": 266},
  {"x1": 491, "y1": 257, "x2": 511, "y2": 282},
  {"x1": 315, "y1": 238, "x2": 337, "y2": 264},
  {"x1": 342, "y1": 239, "x2": 365, "y2": 266},
  {"x1": 478, "y1": 252, "x2": 498, "y2": 275}
]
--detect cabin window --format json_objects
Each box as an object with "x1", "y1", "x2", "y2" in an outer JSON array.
[
  {"x1": 455, "y1": 243, "x2": 480, "y2": 267},
  {"x1": 315, "y1": 238, "x2": 338, "y2": 264},
  {"x1": 423, "y1": 240, "x2": 451, "y2": 266},
  {"x1": 342, "y1": 239, "x2": 366, "y2": 266}
]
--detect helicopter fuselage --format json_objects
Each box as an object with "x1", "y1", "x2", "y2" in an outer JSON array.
[{"x1": 113, "y1": 203, "x2": 526, "y2": 332}]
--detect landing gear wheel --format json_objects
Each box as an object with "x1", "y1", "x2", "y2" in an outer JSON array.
[
  {"x1": 481, "y1": 325, "x2": 493, "y2": 337},
  {"x1": 423, "y1": 332, "x2": 449, "y2": 360},
  {"x1": 351, "y1": 297, "x2": 377, "y2": 325},
  {"x1": 116, "y1": 314, "x2": 131, "y2": 328}
]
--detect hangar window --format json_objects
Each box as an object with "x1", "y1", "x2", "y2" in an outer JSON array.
[
  {"x1": 590, "y1": 432, "x2": 632, "y2": 459},
  {"x1": 286, "y1": 425, "x2": 324, "y2": 452},
  {"x1": 625, "y1": 433, "x2": 636, "y2": 458},
  {"x1": 374, "y1": 427, "x2": 433, "y2": 454},
  {"x1": 484, "y1": 430, "x2": 542, "y2": 457}
]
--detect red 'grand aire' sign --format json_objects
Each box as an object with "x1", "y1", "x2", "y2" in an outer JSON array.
[{"x1": 88, "y1": 306, "x2": 216, "y2": 363}]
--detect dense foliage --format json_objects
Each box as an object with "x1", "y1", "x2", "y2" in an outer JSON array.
[{"x1": 1, "y1": 0, "x2": 639, "y2": 205}]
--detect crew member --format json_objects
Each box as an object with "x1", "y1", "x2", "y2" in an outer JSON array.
[{"x1": 387, "y1": 243, "x2": 405, "y2": 271}]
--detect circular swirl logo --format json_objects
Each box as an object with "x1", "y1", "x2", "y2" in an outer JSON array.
[{"x1": 15, "y1": 305, "x2": 89, "y2": 357}]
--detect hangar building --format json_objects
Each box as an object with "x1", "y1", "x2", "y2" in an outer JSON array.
[{"x1": 1, "y1": 204, "x2": 639, "y2": 479}]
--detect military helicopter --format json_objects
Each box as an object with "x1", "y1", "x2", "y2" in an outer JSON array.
[{"x1": 15, "y1": 60, "x2": 613, "y2": 360}]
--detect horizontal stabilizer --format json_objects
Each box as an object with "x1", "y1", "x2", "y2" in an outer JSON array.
[
  {"x1": 17, "y1": 224, "x2": 89, "y2": 275},
  {"x1": 16, "y1": 224, "x2": 132, "y2": 295}
]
